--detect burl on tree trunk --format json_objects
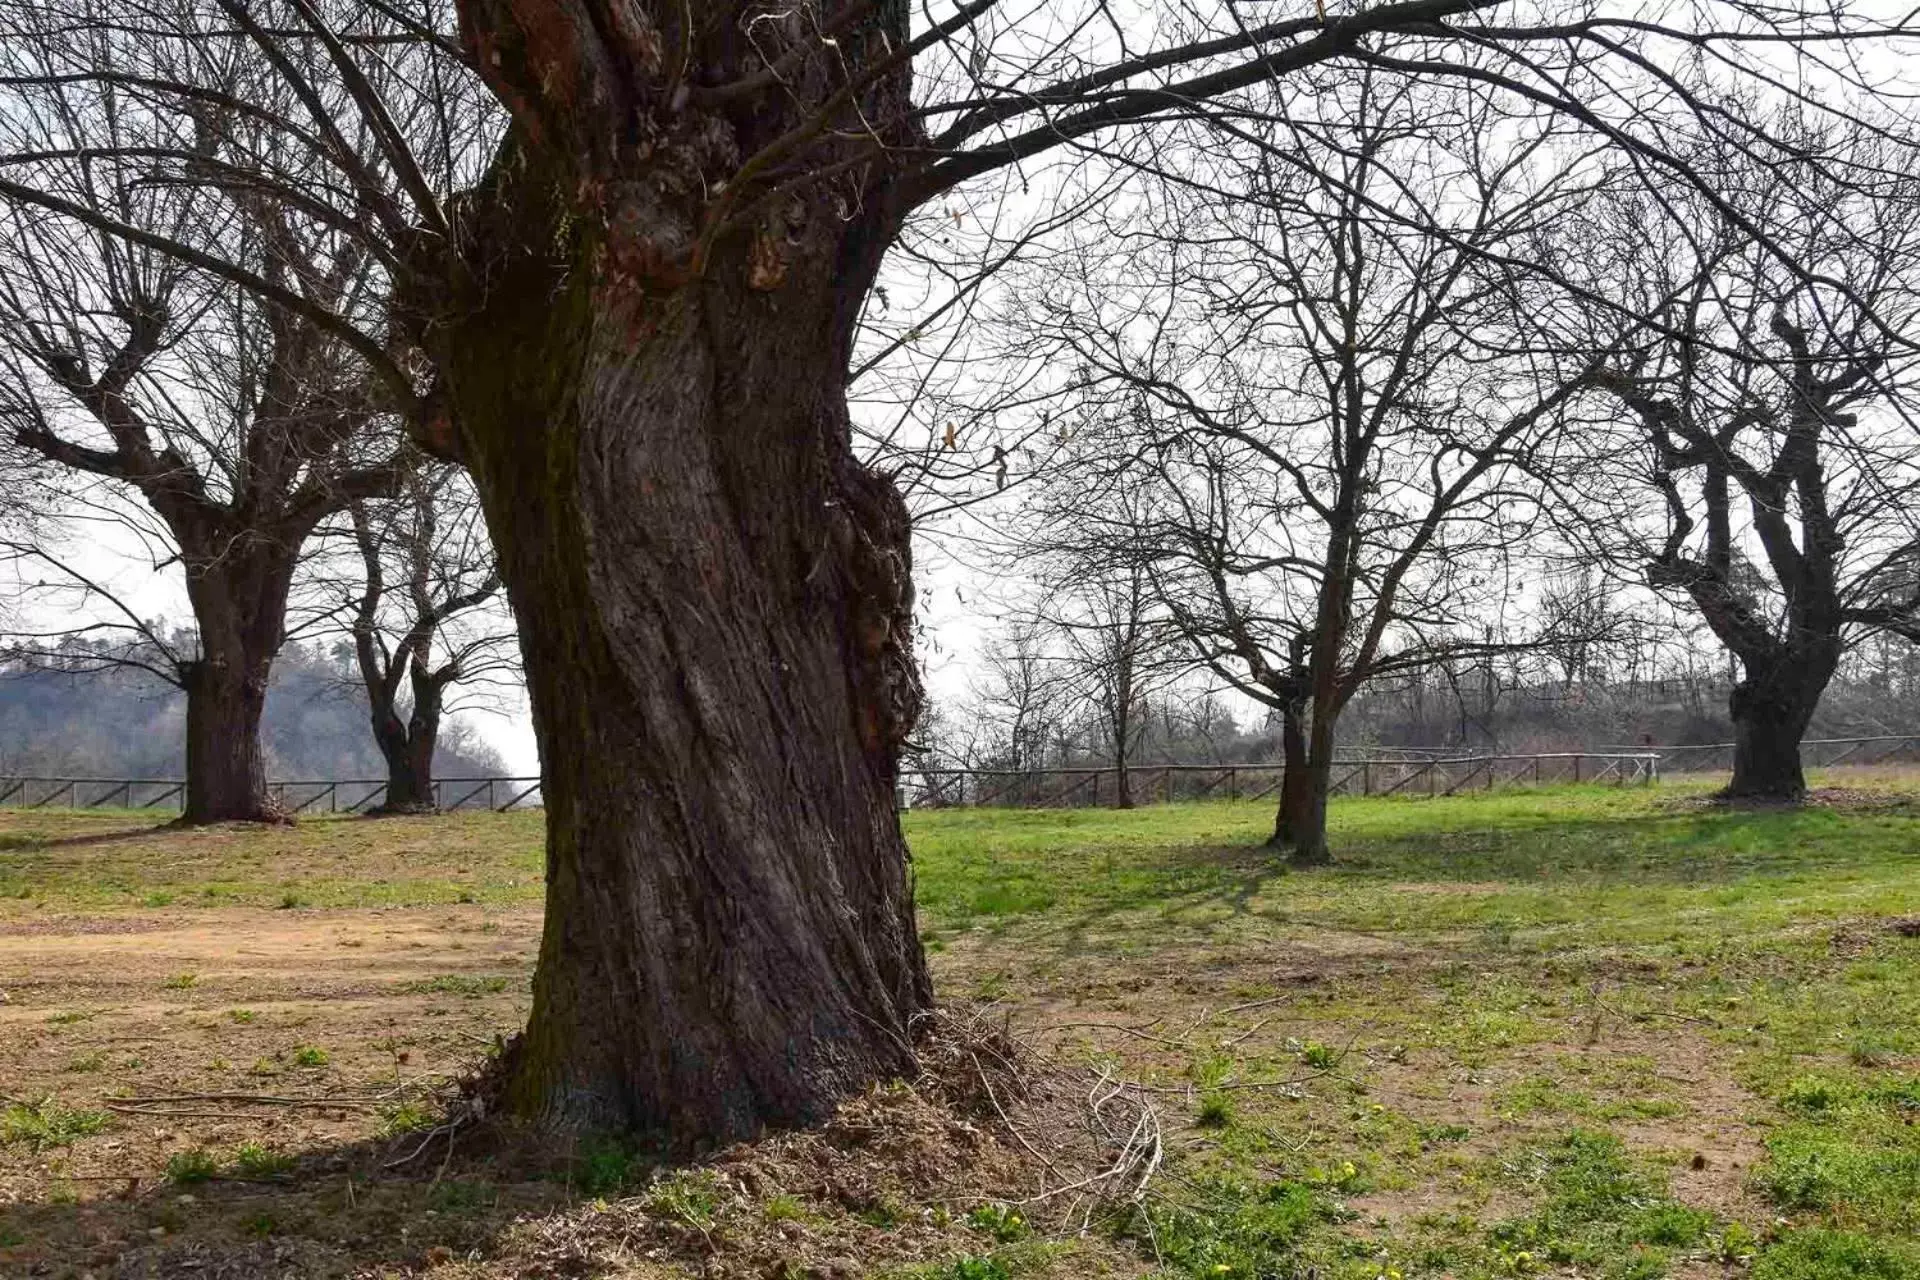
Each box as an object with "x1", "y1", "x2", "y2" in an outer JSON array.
[{"x1": 425, "y1": 1, "x2": 932, "y2": 1142}]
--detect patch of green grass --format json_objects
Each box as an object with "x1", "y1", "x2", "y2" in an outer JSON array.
[
  {"x1": 1753, "y1": 1123, "x2": 1920, "y2": 1232},
  {"x1": 226, "y1": 1008, "x2": 256, "y2": 1024},
  {"x1": 1195, "y1": 1092, "x2": 1235, "y2": 1129},
  {"x1": 377, "y1": 1100, "x2": 435, "y2": 1137},
  {"x1": 0, "y1": 809, "x2": 546, "y2": 911},
  {"x1": 1751, "y1": 1227, "x2": 1920, "y2": 1280},
  {"x1": 643, "y1": 1169, "x2": 721, "y2": 1228},
  {"x1": 1127, "y1": 1175, "x2": 1334, "y2": 1278},
  {"x1": 966, "y1": 1203, "x2": 1029, "y2": 1243},
  {"x1": 429, "y1": 1180, "x2": 495, "y2": 1214},
  {"x1": 288, "y1": 1044, "x2": 329, "y2": 1068},
  {"x1": 918, "y1": 1258, "x2": 1012, "y2": 1280},
  {"x1": 230, "y1": 1143, "x2": 294, "y2": 1180},
  {"x1": 1483, "y1": 1130, "x2": 1713, "y2": 1279},
  {"x1": 6, "y1": 781, "x2": 1920, "y2": 1275},
  {"x1": 573, "y1": 1139, "x2": 640, "y2": 1197},
  {"x1": 44, "y1": 1009, "x2": 93, "y2": 1026},
  {"x1": 762, "y1": 1193, "x2": 808, "y2": 1223},
  {"x1": 403, "y1": 974, "x2": 509, "y2": 998},
  {"x1": 1299, "y1": 1040, "x2": 1338, "y2": 1070},
  {"x1": 162, "y1": 972, "x2": 198, "y2": 990},
  {"x1": 0, "y1": 1098, "x2": 109, "y2": 1149},
  {"x1": 902, "y1": 782, "x2": 1920, "y2": 954},
  {"x1": 65, "y1": 1051, "x2": 105, "y2": 1073},
  {"x1": 164, "y1": 1148, "x2": 220, "y2": 1183}
]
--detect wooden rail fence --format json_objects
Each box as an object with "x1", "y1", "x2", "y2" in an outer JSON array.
[
  {"x1": 0, "y1": 776, "x2": 544, "y2": 813},
  {"x1": 1, "y1": 734, "x2": 1910, "y2": 815},
  {"x1": 901, "y1": 752, "x2": 1660, "y2": 809}
]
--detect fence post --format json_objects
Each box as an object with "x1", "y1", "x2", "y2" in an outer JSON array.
[
  {"x1": 1573, "y1": 754, "x2": 1583, "y2": 783},
  {"x1": 1363, "y1": 761, "x2": 1372, "y2": 795}
]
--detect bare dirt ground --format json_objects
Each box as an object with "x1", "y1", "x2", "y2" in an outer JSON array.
[
  {"x1": 1, "y1": 902, "x2": 540, "y2": 1276},
  {"x1": 1, "y1": 899, "x2": 1145, "y2": 1279}
]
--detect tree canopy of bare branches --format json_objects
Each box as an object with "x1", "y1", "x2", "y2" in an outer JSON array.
[{"x1": 1552, "y1": 124, "x2": 1920, "y2": 797}]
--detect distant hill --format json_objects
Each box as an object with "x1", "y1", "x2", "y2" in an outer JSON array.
[{"x1": 0, "y1": 642, "x2": 508, "y2": 780}]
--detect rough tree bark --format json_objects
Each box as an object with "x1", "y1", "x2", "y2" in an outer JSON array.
[{"x1": 416, "y1": 5, "x2": 932, "y2": 1132}]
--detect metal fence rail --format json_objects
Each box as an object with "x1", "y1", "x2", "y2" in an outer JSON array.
[
  {"x1": 0, "y1": 775, "x2": 544, "y2": 813},
  {"x1": 902, "y1": 752, "x2": 1660, "y2": 809}
]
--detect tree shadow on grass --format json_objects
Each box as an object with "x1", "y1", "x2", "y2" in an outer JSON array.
[
  {"x1": 0, "y1": 823, "x2": 181, "y2": 853},
  {"x1": 1324, "y1": 805, "x2": 1920, "y2": 887},
  {"x1": 2, "y1": 1125, "x2": 567, "y2": 1279},
  {"x1": 948, "y1": 800, "x2": 1920, "y2": 965},
  {"x1": 1003, "y1": 842, "x2": 1286, "y2": 958}
]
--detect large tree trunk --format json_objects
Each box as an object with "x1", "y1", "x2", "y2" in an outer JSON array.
[
  {"x1": 178, "y1": 551, "x2": 294, "y2": 825},
  {"x1": 1271, "y1": 705, "x2": 1334, "y2": 866},
  {"x1": 429, "y1": 148, "x2": 929, "y2": 1144},
  {"x1": 370, "y1": 689, "x2": 440, "y2": 814},
  {"x1": 180, "y1": 649, "x2": 274, "y2": 824},
  {"x1": 1724, "y1": 658, "x2": 1830, "y2": 800}
]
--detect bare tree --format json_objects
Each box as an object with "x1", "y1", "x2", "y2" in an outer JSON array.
[
  {"x1": 965, "y1": 619, "x2": 1067, "y2": 774},
  {"x1": 1018, "y1": 494, "x2": 1183, "y2": 807},
  {"x1": 0, "y1": 20, "x2": 407, "y2": 821},
  {"x1": 334, "y1": 463, "x2": 513, "y2": 812},
  {"x1": 1, "y1": 0, "x2": 1914, "y2": 1144},
  {"x1": 1565, "y1": 129, "x2": 1920, "y2": 798},
  {"x1": 1004, "y1": 75, "x2": 1614, "y2": 862}
]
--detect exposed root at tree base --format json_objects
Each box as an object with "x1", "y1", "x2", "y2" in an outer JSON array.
[
  {"x1": 362, "y1": 802, "x2": 442, "y2": 818},
  {"x1": 163, "y1": 808, "x2": 296, "y2": 830},
  {"x1": 440, "y1": 1003, "x2": 1159, "y2": 1278}
]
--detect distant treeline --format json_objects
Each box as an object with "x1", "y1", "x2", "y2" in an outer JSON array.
[{"x1": 0, "y1": 642, "x2": 507, "y2": 780}]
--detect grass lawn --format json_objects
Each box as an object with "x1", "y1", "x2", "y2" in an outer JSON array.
[{"x1": 1, "y1": 772, "x2": 1918, "y2": 1277}]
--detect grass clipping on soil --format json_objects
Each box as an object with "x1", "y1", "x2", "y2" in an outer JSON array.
[{"x1": 487, "y1": 1004, "x2": 1159, "y2": 1278}]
